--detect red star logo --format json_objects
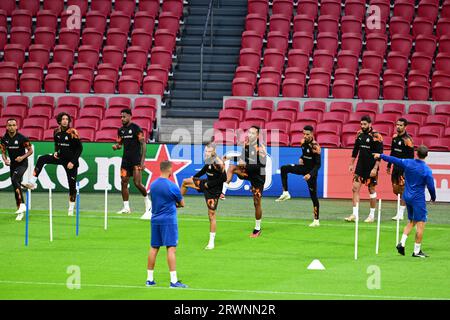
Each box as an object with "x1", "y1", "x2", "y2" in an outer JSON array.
[{"x1": 143, "y1": 145, "x2": 191, "y2": 191}]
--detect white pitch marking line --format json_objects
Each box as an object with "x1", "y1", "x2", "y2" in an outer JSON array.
[{"x1": 0, "y1": 280, "x2": 448, "y2": 300}]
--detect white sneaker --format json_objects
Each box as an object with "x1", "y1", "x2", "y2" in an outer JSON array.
[
  {"x1": 275, "y1": 192, "x2": 291, "y2": 202},
  {"x1": 15, "y1": 204, "x2": 26, "y2": 214},
  {"x1": 364, "y1": 216, "x2": 375, "y2": 223},
  {"x1": 309, "y1": 219, "x2": 320, "y2": 227},
  {"x1": 205, "y1": 243, "x2": 214, "y2": 250},
  {"x1": 117, "y1": 208, "x2": 131, "y2": 214},
  {"x1": 21, "y1": 182, "x2": 36, "y2": 190},
  {"x1": 140, "y1": 211, "x2": 152, "y2": 220},
  {"x1": 391, "y1": 215, "x2": 404, "y2": 221},
  {"x1": 68, "y1": 209, "x2": 74, "y2": 216},
  {"x1": 15, "y1": 213, "x2": 24, "y2": 221},
  {"x1": 345, "y1": 214, "x2": 357, "y2": 222}
]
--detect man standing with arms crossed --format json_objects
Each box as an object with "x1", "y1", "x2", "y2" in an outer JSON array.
[
  {"x1": 374, "y1": 145, "x2": 436, "y2": 258},
  {"x1": 1, "y1": 118, "x2": 33, "y2": 221},
  {"x1": 146, "y1": 161, "x2": 187, "y2": 288},
  {"x1": 388, "y1": 118, "x2": 415, "y2": 221},
  {"x1": 345, "y1": 115, "x2": 383, "y2": 223},
  {"x1": 112, "y1": 108, "x2": 151, "y2": 220},
  {"x1": 275, "y1": 125, "x2": 322, "y2": 227}
]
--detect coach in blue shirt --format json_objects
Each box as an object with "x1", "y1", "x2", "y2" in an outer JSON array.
[
  {"x1": 145, "y1": 161, "x2": 187, "y2": 288},
  {"x1": 374, "y1": 145, "x2": 436, "y2": 258}
]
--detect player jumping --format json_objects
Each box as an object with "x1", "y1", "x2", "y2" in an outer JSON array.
[
  {"x1": 1, "y1": 118, "x2": 33, "y2": 221},
  {"x1": 345, "y1": 115, "x2": 383, "y2": 223},
  {"x1": 223, "y1": 126, "x2": 267, "y2": 237},
  {"x1": 388, "y1": 118, "x2": 414, "y2": 221},
  {"x1": 112, "y1": 108, "x2": 152, "y2": 220},
  {"x1": 181, "y1": 143, "x2": 226, "y2": 249},
  {"x1": 23, "y1": 112, "x2": 82, "y2": 216},
  {"x1": 275, "y1": 125, "x2": 322, "y2": 227}
]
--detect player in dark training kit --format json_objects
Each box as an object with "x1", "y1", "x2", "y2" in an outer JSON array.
[
  {"x1": 1, "y1": 119, "x2": 33, "y2": 221},
  {"x1": 388, "y1": 118, "x2": 414, "y2": 221},
  {"x1": 181, "y1": 143, "x2": 226, "y2": 249},
  {"x1": 275, "y1": 125, "x2": 322, "y2": 227},
  {"x1": 223, "y1": 126, "x2": 267, "y2": 238},
  {"x1": 345, "y1": 115, "x2": 383, "y2": 223},
  {"x1": 23, "y1": 112, "x2": 82, "y2": 216},
  {"x1": 112, "y1": 108, "x2": 151, "y2": 219}
]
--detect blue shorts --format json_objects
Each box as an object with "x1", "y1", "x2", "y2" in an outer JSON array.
[
  {"x1": 406, "y1": 202, "x2": 428, "y2": 222},
  {"x1": 151, "y1": 224, "x2": 178, "y2": 248}
]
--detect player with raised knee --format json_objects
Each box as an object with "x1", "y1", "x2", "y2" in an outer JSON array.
[
  {"x1": 223, "y1": 126, "x2": 267, "y2": 238},
  {"x1": 181, "y1": 142, "x2": 226, "y2": 249},
  {"x1": 23, "y1": 112, "x2": 82, "y2": 216},
  {"x1": 275, "y1": 125, "x2": 322, "y2": 227},
  {"x1": 1, "y1": 118, "x2": 33, "y2": 221},
  {"x1": 345, "y1": 115, "x2": 383, "y2": 223},
  {"x1": 388, "y1": 118, "x2": 414, "y2": 221},
  {"x1": 112, "y1": 108, "x2": 152, "y2": 220}
]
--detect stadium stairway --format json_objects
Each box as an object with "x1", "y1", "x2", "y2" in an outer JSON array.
[{"x1": 165, "y1": 0, "x2": 247, "y2": 118}]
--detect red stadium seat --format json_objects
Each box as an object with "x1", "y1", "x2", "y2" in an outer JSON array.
[
  {"x1": 73, "y1": 63, "x2": 94, "y2": 83},
  {"x1": 95, "y1": 129, "x2": 118, "y2": 142},
  {"x1": 134, "y1": 11, "x2": 156, "y2": 30},
  {"x1": 53, "y1": 45, "x2": 75, "y2": 67},
  {"x1": 312, "y1": 50, "x2": 334, "y2": 71},
  {"x1": 307, "y1": 80, "x2": 329, "y2": 98},
  {"x1": 412, "y1": 17, "x2": 434, "y2": 37},
  {"x1": 81, "y1": 28, "x2": 104, "y2": 51},
  {"x1": 102, "y1": 46, "x2": 125, "y2": 69},
  {"x1": 390, "y1": 34, "x2": 413, "y2": 56},
  {"x1": 257, "y1": 78, "x2": 279, "y2": 97},
  {"x1": 293, "y1": 15, "x2": 314, "y2": 35},
  {"x1": 106, "y1": 28, "x2": 128, "y2": 52},
  {"x1": 248, "y1": 0, "x2": 269, "y2": 16},
  {"x1": 36, "y1": 10, "x2": 58, "y2": 29},
  {"x1": 277, "y1": 100, "x2": 300, "y2": 112},
  {"x1": 374, "y1": 113, "x2": 398, "y2": 126},
  {"x1": 292, "y1": 31, "x2": 314, "y2": 54},
  {"x1": 432, "y1": 82, "x2": 450, "y2": 101},
  {"x1": 316, "y1": 134, "x2": 340, "y2": 148},
  {"x1": 250, "y1": 99, "x2": 274, "y2": 111},
  {"x1": 150, "y1": 47, "x2": 173, "y2": 70},
  {"x1": 20, "y1": 128, "x2": 43, "y2": 141},
  {"x1": 245, "y1": 13, "x2": 267, "y2": 37},
  {"x1": 411, "y1": 53, "x2": 433, "y2": 74},
  {"x1": 110, "y1": 10, "x2": 131, "y2": 31},
  {"x1": 425, "y1": 115, "x2": 448, "y2": 128},
  {"x1": 382, "y1": 103, "x2": 405, "y2": 116},
  {"x1": 4, "y1": 44, "x2": 26, "y2": 67},
  {"x1": 23, "y1": 118, "x2": 48, "y2": 130},
  {"x1": 370, "y1": 0, "x2": 390, "y2": 22},
  {"x1": 143, "y1": 76, "x2": 165, "y2": 95},
  {"x1": 245, "y1": 109, "x2": 270, "y2": 123},
  {"x1": 407, "y1": 82, "x2": 430, "y2": 101},
  {"x1": 100, "y1": 119, "x2": 122, "y2": 131},
  {"x1": 317, "y1": 32, "x2": 338, "y2": 55},
  {"x1": 287, "y1": 49, "x2": 310, "y2": 71},
  {"x1": 357, "y1": 81, "x2": 380, "y2": 100},
  {"x1": 437, "y1": 18, "x2": 450, "y2": 38},
  {"x1": 265, "y1": 121, "x2": 290, "y2": 134},
  {"x1": 435, "y1": 104, "x2": 450, "y2": 116},
  {"x1": 78, "y1": 109, "x2": 103, "y2": 122},
  {"x1": 316, "y1": 122, "x2": 342, "y2": 135},
  {"x1": 67, "y1": 0, "x2": 88, "y2": 16},
  {"x1": 161, "y1": 0, "x2": 183, "y2": 18},
  {"x1": 341, "y1": 33, "x2": 363, "y2": 54},
  {"x1": 34, "y1": 27, "x2": 56, "y2": 48},
  {"x1": 224, "y1": 98, "x2": 247, "y2": 111},
  {"x1": 408, "y1": 103, "x2": 431, "y2": 116},
  {"x1": 415, "y1": 35, "x2": 437, "y2": 57},
  {"x1": 126, "y1": 46, "x2": 148, "y2": 69},
  {"x1": 418, "y1": 125, "x2": 443, "y2": 139},
  {"x1": 31, "y1": 95, "x2": 54, "y2": 109},
  {"x1": 389, "y1": 16, "x2": 411, "y2": 35},
  {"x1": 272, "y1": 0, "x2": 294, "y2": 18},
  {"x1": 213, "y1": 120, "x2": 238, "y2": 131},
  {"x1": 0, "y1": 0, "x2": 16, "y2": 16},
  {"x1": 267, "y1": 31, "x2": 289, "y2": 53},
  {"x1": 337, "y1": 51, "x2": 359, "y2": 73},
  {"x1": 269, "y1": 14, "x2": 291, "y2": 36},
  {"x1": 232, "y1": 78, "x2": 254, "y2": 96},
  {"x1": 69, "y1": 74, "x2": 91, "y2": 93},
  {"x1": 271, "y1": 110, "x2": 296, "y2": 123},
  {"x1": 296, "y1": 110, "x2": 322, "y2": 123},
  {"x1": 12, "y1": 9, "x2": 32, "y2": 29},
  {"x1": 321, "y1": 111, "x2": 348, "y2": 124},
  {"x1": 122, "y1": 64, "x2": 144, "y2": 82},
  {"x1": 118, "y1": 75, "x2": 141, "y2": 94},
  {"x1": 154, "y1": 29, "x2": 177, "y2": 51},
  {"x1": 332, "y1": 80, "x2": 355, "y2": 99},
  {"x1": 76, "y1": 128, "x2": 96, "y2": 142},
  {"x1": 284, "y1": 67, "x2": 306, "y2": 84},
  {"x1": 382, "y1": 69, "x2": 404, "y2": 86},
  {"x1": 318, "y1": 15, "x2": 338, "y2": 33},
  {"x1": 132, "y1": 29, "x2": 154, "y2": 52},
  {"x1": 158, "y1": 12, "x2": 180, "y2": 34},
  {"x1": 428, "y1": 138, "x2": 450, "y2": 151},
  {"x1": 44, "y1": 74, "x2": 67, "y2": 93},
  {"x1": 303, "y1": 101, "x2": 326, "y2": 113},
  {"x1": 234, "y1": 66, "x2": 257, "y2": 86},
  {"x1": 10, "y1": 26, "x2": 32, "y2": 49},
  {"x1": 355, "y1": 102, "x2": 379, "y2": 117},
  {"x1": 59, "y1": 28, "x2": 80, "y2": 51},
  {"x1": 47, "y1": 62, "x2": 69, "y2": 79},
  {"x1": 282, "y1": 79, "x2": 304, "y2": 97},
  {"x1": 146, "y1": 65, "x2": 169, "y2": 86},
  {"x1": 263, "y1": 49, "x2": 285, "y2": 71},
  {"x1": 310, "y1": 68, "x2": 331, "y2": 84},
  {"x1": 393, "y1": 0, "x2": 415, "y2": 23},
  {"x1": 366, "y1": 33, "x2": 387, "y2": 56},
  {"x1": 85, "y1": 11, "x2": 107, "y2": 31},
  {"x1": 266, "y1": 132, "x2": 290, "y2": 146},
  {"x1": 28, "y1": 45, "x2": 50, "y2": 67},
  {"x1": 0, "y1": 62, "x2": 19, "y2": 78},
  {"x1": 330, "y1": 101, "x2": 353, "y2": 114},
  {"x1": 219, "y1": 109, "x2": 245, "y2": 123},
  {"x1": 383, "y1": 81, "x2": 405, "y2": 100},
  {"x1": 20, "y1": 74, "x2": 42, "y2": 93},
  {"x1": 362, "y1": 51, "x2": 384, "y2": 74},
  {"x1": 290, "y1": 121, "x2": 317, "y2": 134}
]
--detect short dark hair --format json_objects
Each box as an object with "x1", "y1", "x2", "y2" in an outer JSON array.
[
  {"x1": 417, "y1": 145, "x2": 428, "y2": 159},
  {"x1": 303, "y1": 125, "x2": 314, "y2": 132},
  {"x1": 250, "y1": 126, "x2": 260, "y2": 134},
  {"x1": 160, "y1": 161, "x2": 172, "y2": 172},
  {"x1": 121, "y1": 108, "x2": 132, "y2": 116},
  {"x1": 397, "y1": 118, "x2": 408, "y2": 126},
  {"x1": 360, "y1": 115, "x2": 372, "y2": 123},
  {"x1": 56, "y1": 112, "x2": 72, "y2": 125}
]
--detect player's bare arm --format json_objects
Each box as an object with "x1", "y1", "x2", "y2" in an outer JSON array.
[
  {"x1": 139, "y1": 133, "x2": 146, "y2": 169},
  {"x1": 349, "y1": 157, "x2": 356, "y2": 172}
]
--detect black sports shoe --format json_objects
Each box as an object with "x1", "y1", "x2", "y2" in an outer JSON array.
[
  {"x1": 396, "y1": 243, "x2": 405, "y2": 256},
  {"x1": 412, "y1": 250, "x2": 429, "y2": 258}
]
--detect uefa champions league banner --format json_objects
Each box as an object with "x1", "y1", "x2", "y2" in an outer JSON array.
[{"x1": 0, "y1": 142, "x2": 325, "y2": 198}]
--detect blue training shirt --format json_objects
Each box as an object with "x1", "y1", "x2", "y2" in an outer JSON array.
[
  {"x1": 380, "y1": 154, "x2": 436, "y2": 203},
  {"x1": 150, "y1": 177, "x2": 183, "y2": 225}
]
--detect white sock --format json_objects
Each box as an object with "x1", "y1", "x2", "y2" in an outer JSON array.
[
  {"x1": 144, "y1": 196, "x2": 151, "y2": 211},
  {"x1": 147, "y1": 270, "x2": 154, "y2": 281},
  {"x1": 369, "y1": 208, "x2": 375, "y2": 218},
  {"x1": 124, "y1": 201, "x2": 130, "y2": 210},
  {"x1": 283, "y1": 191, "x2": 290, "y2": 196},
  {"x1": 400, "y1": 234, "x2": 408, "y2": 247},
  {"x1": 255, "y1": 219, "x2": 261, "y2": 231},
  {"x1": 399, "y1": 206, "x2": 406, "y2": 218},
  {"x1": 353, "y1": 206, "x2": 359, "y2": 218},
  {"x1": 19, "y1": 203, "x2": 26, "y2": 209},
  {"x1": 414, "y1": 243, "x2": 421, "y2": 255},
  {"x1": 170, "y1": 271, "x2": 177, "y2": 283},
  {"x1": 69, "y1": 202, "x2": 75, "y2": 211},
  {"x1": 209, "y1": 232, "x2": 216, "y2": 244},
  {"x1": 222, "y1": 183, "x2": 228, "y2": 195}
]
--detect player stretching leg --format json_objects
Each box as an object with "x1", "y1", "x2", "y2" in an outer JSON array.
[
  {"x1": 181, "y1": 143, "x2": 226, "y2": 249},
  {"x1": 23, "y1": 112, "x2": 82, "y2": 216},
  {"x1": 1, "y1": 119, "x2": 33, "y2": 221},
  {"x1": 223, "y1": 126, "x2": 267, "y2": 238},
  {"x1": 374, "y1": 145, "x2": 436, "y2": 258},
  {"x1": 345, "y1": 115, "x2": 383, "y2": 223},
  {"x1": 387, "y1": 118, "x2": 414, "y2": 221},
  {"x1": 112, "y1": 109, "x2": 152, "y2": 219},
  {"x1": 276, "y1": 125, "x2": 322, "y2": 227}
]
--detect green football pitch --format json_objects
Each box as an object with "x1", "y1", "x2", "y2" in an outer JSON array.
[{"x1": 1, "y1": 191, "x2": 449, "y2": 300}]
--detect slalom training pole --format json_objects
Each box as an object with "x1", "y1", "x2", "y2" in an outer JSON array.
[
  {"x1": 104, "y1": 188, "x2": 108, "y2": 230},
  {"x1": 376, "y1": 199, "x2": 382, "y2": 254},
  {"x1": 354, "y1": 203, "x2": 359, "y2": 260},
  {"x1": 25, "y1": 189, "x2": 30, "y2": 246},
  {"x1": 76, "y1": 182, "x2": 80, "y2": 236},
  {"x1": 396, "y1": 193, "x2": 400, "y2": 245},
  {"x1": 49, "y1": 188, "x2": 53, "y2": 242}
]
